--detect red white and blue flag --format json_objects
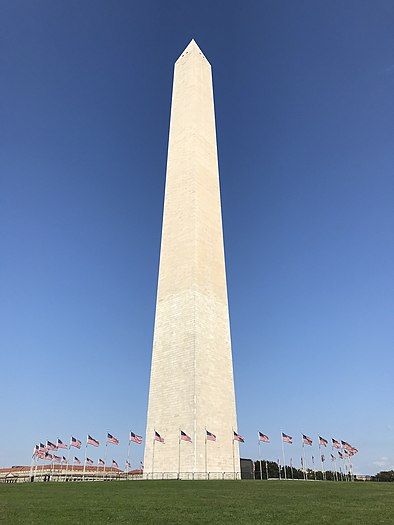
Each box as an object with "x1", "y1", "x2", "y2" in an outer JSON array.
[
  {"x1": 57, "y1": 438, "x2": 67, "y2": 449},
  {"x1": 154, "y1": 431, "x2": 164, "y2": 443},
  {"x1": 282, "y1": 433, "x2": 292, "y2": 444},
  {"x1": 206, "y1": 430, "x2": 216, "y2": 442},
  {"x1": 341, "y1": 440, "x2": 352, "y2": 451},
  {"x1": 70, "y1": 437, "x2": 82, "y2": 449},
  {"x1": 338, "y1": 451, "x2": 344, "y2": 459},
  {"x1": 180, "y1": 430, "x2": 192, "y2": 443},
  {"x1": 258, "y1": 432, "x2": 270, "y2": 443},
  {"x1": 98, "y1": 458, "x2": 105, "y2": 466},
  {"x1": 112, "y1": 460, "x2": 118, "y2": 468},
  {"x1": 46, "y1": 440, "x2": 58, "y2": 451},
  {"x1": 321, "y1": 454, "x2": 325, "y2": 462},
  {"x1": 85, "y1": 457, "x2": 93, "y2": 465},
  {"x1": 302, "y1": 434, "x2": 313, "y2": 446},
  {"x1": 61, "y1": 456, "x2": 67, "y2": 463},
  {"x1": 53, "y1": 455, "x2": 61, "y2": 463},
  {"x1": 87, "y1": 435, "x2": 99, "y2": 447},
  {"x1": 125, "y1": 461, "x2": 131, "y2": 468},
  {"x1": 74, "y1": 456, "x2": 81, "y2": 464},
  {"x1": 140, "y1": 461, "x2": 144, "y2": 470},
  {"x1": 233, "y1": 431, "x2": 244, "y2": 443},
  {"x1": 332, "y1": 438, "x2": 341, "y2": 449},
  {"x1": 107, "y1": 433, "x2": 119, "y2": 445},
  {"x1": 130, "y1": 432, "x2": 143, "y2": 444},
  {"x1": 319, "y1": 436, "x2": 328, "y2": 447}
]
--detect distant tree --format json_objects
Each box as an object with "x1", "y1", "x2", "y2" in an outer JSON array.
[{"x1": 374, "y1": 470, "x2": 394, "y2": 482}]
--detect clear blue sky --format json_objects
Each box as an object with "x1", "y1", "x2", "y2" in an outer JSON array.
[{"x1": 1, "y1": 1, "x2": 393, "y2": 475}]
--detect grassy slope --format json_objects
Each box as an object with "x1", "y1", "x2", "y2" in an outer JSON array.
[{"x1": 1, "y1": 480, "x2": 393, "y2": 524}]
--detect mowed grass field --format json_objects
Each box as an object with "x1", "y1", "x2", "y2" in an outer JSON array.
[{"x1": 1, "y1": 480, "x2": 393, "y2": 524}]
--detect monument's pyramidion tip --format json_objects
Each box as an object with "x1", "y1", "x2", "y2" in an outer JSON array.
[{"x1": 178, "y1": 38, "x2": 206, "y2": 61}]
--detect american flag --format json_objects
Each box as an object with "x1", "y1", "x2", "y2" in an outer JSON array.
[
  {"x1": 321, "y1": 454, "x2": 325, "y2": 462},
  {"x1": 33, "y1": 445, "x2": 39, "y2": 457},
  {"x1": 85, "y1": 457, "x2": 93, "y2": 465},
  {"x1": 61, "y1": 456, "x2": 67, "y2": 463},
  {"x1": 258, "y1": 432, "x2": 270, "y2": 443},
  {"x1": 112, "y1": 460, "x2": 118, "y2": 468},
  {"x1": 107, "y1": 433, "x2": 119, "y2": 445},
  {"x1": 130, "y1": 431, "x2": 143, "y2": 444},
  {"x1": 338, "y1": 451, "x2": 344, "y2": 459},
  {"x1": 233, "y1": 431, "x2": 244, "y2": 443},
  {"x1": 53, "y1": 455, "x2": 61, "y2": 463},
  {"x1": 319, "y1": 436, "x2": 328, "y2": 447},
  {"x1": 154, "y1": 431, "x2": 164, "y2": 443},
  {"x1": 206, "y1": 430, "x2": 216, "y2": 442},
  {"x1": 282, "y1": 433, "x2": 292, "y2": 444},
  {"x1": 56, "y1": 438, "x2": 67, "y2": 449},
  {"x1": 46, "y1": 440, "x2": 58, "y2": 451},
  {"x1": 70, "y1": 437, "x2": 82, "y2": 449},
  {"x1": 74, "y1": 456, "x2": 81, "y2": 464},
  {"x1": 350, "y1": 447, "x2": 358, "y2": 455},
  {"x1": 98, "y1": 458, "x2": 105, "y2": 465},
  {"x1": 302, "y1": 434, "x2": 313, "y2": 446},
  {"x1": 140, "y1": 461, "x2": 144, "y2": 470},
  {"x1": 180, "y1": 430, "x2": 192, "y2": 443},
  {"x1": 341, "y1": 440, "x2": 352, "y2": 451},
  {"x1": 332, "y1": 438, "x2": 341, "y2": 449},
  {"x1": 125, "y1": 461, "x2": 131, "y2": 468},
  {"x1": 45, "y1": 453, "x2": 53, "y2": 461},
  {"x1": 300, "y1": 457, "x2": 304, "y2": 467},
  {"x1": 331, "y1": 453, "x2": 336, "y2": 461},
  {"x1": 39, "y1": 443, "x2": 46, "y2": 452},
  {"x1": 87, "y1": 435, "x2": 99, "y2": 447}
]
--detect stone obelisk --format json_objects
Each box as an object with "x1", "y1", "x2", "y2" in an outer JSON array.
[{"x1": 144, "y1": 40, "x2": 240, "y2": 477}]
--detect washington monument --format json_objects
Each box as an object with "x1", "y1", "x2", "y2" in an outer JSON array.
[{"x1": 144, "y1": 40, "x2": 240, "y2": 477}]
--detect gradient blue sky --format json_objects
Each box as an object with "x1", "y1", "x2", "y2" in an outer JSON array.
[{"x1": 1, "y1": 1, "x2": 393, "y2": 475}]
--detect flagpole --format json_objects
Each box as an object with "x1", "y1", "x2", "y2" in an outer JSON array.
[
  {"x1": 34, "y1": 451, "x2": 39, "y2": 479},
  {"x1": 152, "y1": 432, "x2": 155, "y2": 479},
  {"x1": 30, "y1": 447, "x2": 35, "y2": 480},
  {"x1": 332, "y1": 445, "x2": 338, "y2": 481},
  {"x1": 302, "y1": 442, "x2": 307, "y2": 480},
  {"x1": 312, "y1": 455, "x2": 316, "y2": 480},
  {"x1": 318, "y1": 440, "x2": 325, "y2": 480},
  {"x1": 127, "y1": 435, "x2": 131, "y2": 479},
  {"x1": 66, "y1": 442, "x2": 71, "y2": 475},
  {"x1": 205, "y1": 427, "x2": 208, "y2": 479},
  {"x1": 33, "y1": 452, "x2": 37, "y2": 480},
  {"x1": 280, "y1": 432, "x2": 287, "y2": 480},
  {"x1": 232, "y1": 429, "x2": 235, "y2": 479},
  {"x1": 258, "y1": 438, "x2": 262, "y2": 480},
  {"x1": 104, "y1": 438, "x2": 108, "y2": 480},
  {"x1": 83, "y1": 437, "x2": 87, "y2": 480},
  {"x1": 178, "y1": 429, "x2": 181, "y2": 480}
]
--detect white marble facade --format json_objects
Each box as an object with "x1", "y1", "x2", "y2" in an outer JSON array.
[{"x1": 144, "y1": 40, "x2": 240, "y2": 476}]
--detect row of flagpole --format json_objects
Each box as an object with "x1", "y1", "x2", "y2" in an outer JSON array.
[
  {"x1": 31, "y1": 429, "x2": 358, "y2": 480},
  {"x1": 274, "y1": 432, "x2": 358, "y2": 481},
  {"x1": 31, "y1": 432, "x2": 143, "y2": 479}
]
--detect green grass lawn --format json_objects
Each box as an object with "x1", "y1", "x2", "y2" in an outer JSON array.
[{"x1": 1, "y1": 480, "x2": 393, "y2": 524}]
